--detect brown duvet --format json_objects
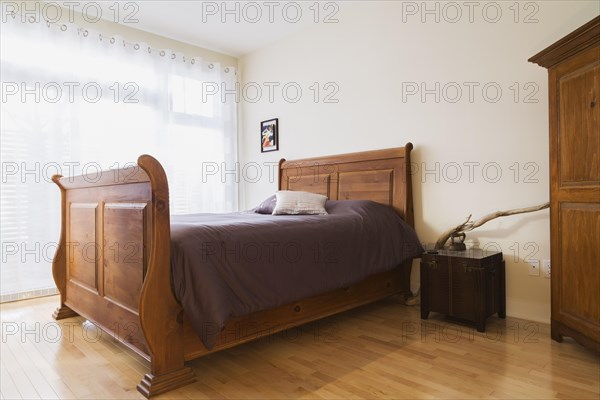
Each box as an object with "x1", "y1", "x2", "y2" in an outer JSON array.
[{"x1": 170, "y1": 200, "x2": 423, "y2": 349}]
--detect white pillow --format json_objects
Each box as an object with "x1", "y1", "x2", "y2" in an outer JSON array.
[{"x1": 272, "y1": 190, "x2": 328, "y2": 215}]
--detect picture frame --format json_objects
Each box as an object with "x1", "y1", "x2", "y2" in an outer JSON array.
[{"x1": 260, "y1": 118, "x2": 279, "y2": 153}]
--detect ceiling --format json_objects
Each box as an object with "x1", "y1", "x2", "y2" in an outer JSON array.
[{"x1": 85, "y1": 1, "x2": 318, "y2": 57}]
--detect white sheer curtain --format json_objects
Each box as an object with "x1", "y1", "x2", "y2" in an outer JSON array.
[{"x1": 0, "y1": 17, "x2": 238, "y2": 298}]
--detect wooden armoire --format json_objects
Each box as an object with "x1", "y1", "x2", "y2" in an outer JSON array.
[{"x1": 529, "y1": 16, "x2": 600, "y2": 352}]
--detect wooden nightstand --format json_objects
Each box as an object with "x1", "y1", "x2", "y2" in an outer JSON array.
[{"x1": 420, "y1": 249, "x2": 506, "y2": 332}]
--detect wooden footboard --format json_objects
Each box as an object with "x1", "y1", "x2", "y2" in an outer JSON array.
[
  {"x1": 51, "y1": 144, "x2": 416, "y2": 397},
  {"x1": 52, "y1": 155, "x2": 194, "y2": 397}
]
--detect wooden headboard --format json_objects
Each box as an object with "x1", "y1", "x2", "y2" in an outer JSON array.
[{"x1": 278, "y1": 143, "x2": 414, "y2": 227}]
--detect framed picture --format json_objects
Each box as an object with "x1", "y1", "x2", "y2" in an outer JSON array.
[{"x1": 260, "y1": 118, "x2": 279, "y2": 153}]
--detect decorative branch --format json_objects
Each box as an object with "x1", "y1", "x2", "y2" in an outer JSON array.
[
  {"x1": 434, "y1": 202, "x2": 550, "y2": 250},
  {"x1": 434, "y1": 215, "x2": 471, "y2": 250}
]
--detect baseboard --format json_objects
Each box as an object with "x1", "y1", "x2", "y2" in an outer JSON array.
[{"x1": 0, "y1": 287, "x2": 58, "y2": 303}]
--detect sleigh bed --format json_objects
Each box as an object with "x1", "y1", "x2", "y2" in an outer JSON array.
[{"x1": 50, "y1": 144, "x2": 418, "y2": 397}]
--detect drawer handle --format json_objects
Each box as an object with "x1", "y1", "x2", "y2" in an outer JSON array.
[{"x1": 429, "y1": 260, "x2": 437, "y2": 269}]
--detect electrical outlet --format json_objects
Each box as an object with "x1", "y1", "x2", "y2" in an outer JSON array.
[
  {"x1": 543, "y1": 260, "x2": 551, "y2": 278},
  {"x1": 527, "y1": 259, "x2": 540, "y2": 276}
]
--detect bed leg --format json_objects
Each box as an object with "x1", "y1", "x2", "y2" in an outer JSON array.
[
  {"x1": 51, "y1": 175, "x2": 78, "y2": 321},
  {"x1": 52, "y1": 305, "x2": 78, "y2": 320},
  {"x1": 137, "y1": 367, "x2": 196, "y2": 398}
]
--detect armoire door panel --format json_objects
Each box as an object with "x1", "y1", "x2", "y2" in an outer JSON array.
[
  {"x1": 557, "y1": 203, "x2": 600, "y2": 338},
  {"x1": 558, "y1": 60, "x2": 599, "y2": 186}
]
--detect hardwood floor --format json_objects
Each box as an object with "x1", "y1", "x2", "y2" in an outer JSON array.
[{"x1": 1, "y1": 295, "x2": 598, "y2": 399}]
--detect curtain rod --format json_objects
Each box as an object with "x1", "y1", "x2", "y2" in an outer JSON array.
[{"x1": 3, "y1": 9, "x2": 235, "y2": 73}]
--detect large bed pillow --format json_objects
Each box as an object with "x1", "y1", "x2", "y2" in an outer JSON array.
[
  {"x1": 253, "y1": 194, "x2": 277, "y2": 214},
  {"x1": 272, "y1": 190, "x2": 328, "y2": 215}
]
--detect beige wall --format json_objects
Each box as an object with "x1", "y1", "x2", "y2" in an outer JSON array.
[{"x1": 238, "y1": 1, "x2": 599, "y2": 323}]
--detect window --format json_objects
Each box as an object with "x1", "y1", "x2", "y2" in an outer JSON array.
[{"x1": 0, "y1": 18, "x2": 238, "y2": 300}]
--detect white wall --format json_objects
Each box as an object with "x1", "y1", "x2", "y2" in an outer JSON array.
[{"x1": 238, "y1": 1, "x2": 599, "y2": 323}]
